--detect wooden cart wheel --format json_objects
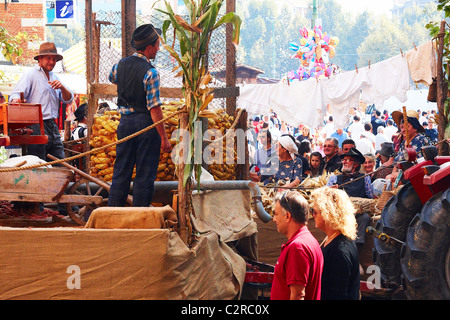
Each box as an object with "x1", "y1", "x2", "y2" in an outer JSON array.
[{"x1": 65, "y1": 178, "x2": 108, "y2": 226}]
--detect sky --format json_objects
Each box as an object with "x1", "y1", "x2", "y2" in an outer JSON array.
[{"x1": 337, "y1": 0, "x2": 395, "y2": 15}]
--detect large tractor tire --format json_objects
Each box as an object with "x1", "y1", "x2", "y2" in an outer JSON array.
[
  {"x1": 372, "y1": 182, "x2": 423, "y2": 289},
  {"x1": 400, "y1": 188, "x2": 450, "y2": 300}
]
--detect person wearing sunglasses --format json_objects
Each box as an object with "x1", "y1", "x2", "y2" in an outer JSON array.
[
  {"x1": 319, "y1": 137, "x2": 342, "y2": 174},
  {"x1": 270, "y1": 191, "x2": 324, "y2": 300}
]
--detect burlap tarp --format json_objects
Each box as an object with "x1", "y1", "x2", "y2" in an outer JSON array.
[
  {"x1": 0, "y1": 227, "x2": 245, "y2": 300},
  {"x1": 0, "y1": 190, "x2": 259, "y2": 300}
]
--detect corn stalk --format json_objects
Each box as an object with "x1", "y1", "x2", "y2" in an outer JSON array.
[{"x1": 155, "y1": 0, "x2": 241, "y2": 186}]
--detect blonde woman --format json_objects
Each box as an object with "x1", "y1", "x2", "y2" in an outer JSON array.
[{"x1": 310, "y1": 187, "x2": 360, "y2": 300}]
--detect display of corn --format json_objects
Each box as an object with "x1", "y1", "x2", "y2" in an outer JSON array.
[
  {"x1": 157, "y1": 100, "x2": 183, "y2": 181},
  {"x1": 206, "y1": 109, "x2": 238, "y2": 181},
  {"x1": 88, "y1": 102, "x2": 239, "y2": 182},
  {"x1": 88, "y1": 110, "x2": 136, "y2": 182}
]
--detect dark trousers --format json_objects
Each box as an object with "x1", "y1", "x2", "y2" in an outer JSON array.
[
  {"x1": 108, "y1": 112, "x2": 161, "y2": 207},
  {"x1": 26, "y1": 119, "x2": 66, "y2": 213},
  {"x1": 27, "y1": 119, "x2": 65, "y2": 161}
]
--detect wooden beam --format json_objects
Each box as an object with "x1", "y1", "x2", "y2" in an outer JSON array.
[
  {"x1": 88, "y1": 84, "x2": 239, "y2": 100},
  {"x1": 121, "y1": 0, "x2": 136, "y2": 58},
  {"x1": 85, "y1": 0, "x2": 94, "y2": 173},
  {"x1": 225, "y1": 0, "x2": 237, "y2": 115},
  {"x1": 436, "y1": 21, "x2": 449, "y2": 156}
]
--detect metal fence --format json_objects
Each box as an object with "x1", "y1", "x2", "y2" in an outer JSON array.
[{"x1": 92, "y1": 10, "x2": 228, "y2": 109}]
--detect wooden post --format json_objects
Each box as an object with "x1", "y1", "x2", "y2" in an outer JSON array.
[
  {"x1": 177, "y1": 110, "x2": 189, "y2": 244},
  {"x1": 121, "y1": 0, "x2": 136, "y2": 58},
  {"x1": 85, "y1": 0, "x2": 94, "y2": 172},
  {"x1": 225, "y1": 0, "x2": 236, "y2": 116},
  {"x1": 436, "y1": 20, "x2": 449, "y2": 156}
]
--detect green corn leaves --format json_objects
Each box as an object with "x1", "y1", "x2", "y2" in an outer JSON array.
[{"x1": 155, "y1": 0, "x2": 241, "y2": 186}]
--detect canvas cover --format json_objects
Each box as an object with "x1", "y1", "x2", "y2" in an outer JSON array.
[
  {"x1": 0, "y1": 190, "x2": 257, "y2": 299},
  {"x1": 0, "y1": 227, "x2": 245, "y2": 300}
]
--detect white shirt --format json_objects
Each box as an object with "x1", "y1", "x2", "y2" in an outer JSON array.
[
  {"x1": 356, "y1": 138, "x2": 376, "y2": 155},
  {"x1": 10, "y1": 66, "x2": 74, "y2": 120},
  {"x1": 348, "y1": 121, "x2": 365, "y2": 140},
  {"x1": 384, "y1": 125, "x2": 398, "y2": 141},
  {"x1": 375, "y1": 133, "x2": 391, "y2": 152}
]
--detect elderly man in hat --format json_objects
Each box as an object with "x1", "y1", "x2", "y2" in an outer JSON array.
[
  {"x1": 327, "y1": 147, "x2": 374, "y2": 199},
  {"x1": 327, "y1": 147, "x2": 374, "y2": 248},
  {"x1": 107, "y1": 24, "x2": 171, "y2": 207},
  {"x1": 9, "y1": 42, "x2": 74, "y2": 161}
]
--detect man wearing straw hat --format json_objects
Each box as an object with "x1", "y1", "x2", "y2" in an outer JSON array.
[
  {"x1": 9, "y1": 42, "x2": 74, "y2": 161},
  {"x1": 107, "y1": 24, "x2": 171, "y2": 207}
]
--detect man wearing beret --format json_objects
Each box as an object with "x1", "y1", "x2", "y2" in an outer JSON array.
[
  {"x1": 108, "y1": 24, "x2": 171, "y2": 207},
  {"x1": 9, "y1": 42, "x2": 74, "y2": 161}
]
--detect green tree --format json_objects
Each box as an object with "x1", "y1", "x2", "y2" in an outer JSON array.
[{"x1": 46, "y1": 23, "x2": 85, "y2": 52}]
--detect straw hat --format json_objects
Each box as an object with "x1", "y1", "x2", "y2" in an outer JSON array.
[
  {"x1": 33, "y1": 42, "x2": 63, "y2": 61},
  {"x1": 391, "y1": 109, "x2": 425, "y2": 132}
]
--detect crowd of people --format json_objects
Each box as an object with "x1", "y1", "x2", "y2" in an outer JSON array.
[
  {"x1": 248, "y1": 106, "x2": 437, "y2": 300},
  {"x1": 247, "y1": 106, "x2": 437, "y2": 192}
]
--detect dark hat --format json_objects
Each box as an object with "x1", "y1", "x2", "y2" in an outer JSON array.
[
  {"x1": 391, "y1": 109, "x2": 425, "y2": 132},
  {"x1": 339, "y1": 147, "x2": 365, "y2": 164},
  {"x1": 34, "y1": 42, "x2": 63, "y2": 61},
  {"x1": 131, "y1": 24, "x2": 161, "y2": 49},
  {"x1": 74, "y1": 103, "x2": 87, "y2": 121},
  {"x1": 378, "y1": 142, "x2": 395, "y2": 158}
]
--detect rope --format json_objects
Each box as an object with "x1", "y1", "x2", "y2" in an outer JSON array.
[
  {"x1": 261, "y1": 163, "x2": 397, "y2": 191},
  {"x1": 0, "y1": 108, "x2": 187, "y2": 173},
  {"x1": 63, "y1": 136, "x2": 87, "y2": 145}
]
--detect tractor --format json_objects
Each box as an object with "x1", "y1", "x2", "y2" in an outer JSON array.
[{"x1": 370, "y1": 144, "x2": 450, "y2": 299}]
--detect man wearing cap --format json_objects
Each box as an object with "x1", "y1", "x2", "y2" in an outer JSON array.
[
  {"x1": 371, "y1": 142, "x2": 395, "y2": 181},
  {"x1": 9, "y1": 42, "x2": 74, "y2": 161},
  {"x1": 326, "y1": 147, "x2": 374, "y2": 247},
  {"x1": 71, "y1": 103, "x2": 88, "y2": 141},
  {"x1": 107, "y1": 24, "x2": 171, "y2": 207}
]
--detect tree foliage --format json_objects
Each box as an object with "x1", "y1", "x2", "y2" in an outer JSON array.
[{"x1": 236, "y1": 0, "x2": 443, "y2": 77}]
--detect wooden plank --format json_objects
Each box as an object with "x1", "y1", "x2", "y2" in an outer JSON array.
[
  {"x1": 88, "y1": 84, "x2": 239, "y2": 100},
  {"x1": 0, "y1": 168, "x2": 73, "y2": 195},
  {"x1": 0, "y1": 193, "x2": 102, "y2": 205}
]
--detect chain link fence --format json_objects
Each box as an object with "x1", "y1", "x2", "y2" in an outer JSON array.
[{"x1": 91, "y1": 10, "x2": 228, "y2": 109}]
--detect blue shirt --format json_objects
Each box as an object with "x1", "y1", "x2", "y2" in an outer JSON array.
[
  {"x1": 394, "y1": 133, "x2": 430, "y2": 162},
  {"x1": 330, "y1": 131, "x2": 349, "y2": 148},
  {"x1": 9, "y1": 66, "x2": 74, "y2": 120},
  {"x1": 109, "y1": 52, "x2": 161, "y2": 114},
  {"x1": 327, "y1": 174, "x2": 374, "y2": 199}
]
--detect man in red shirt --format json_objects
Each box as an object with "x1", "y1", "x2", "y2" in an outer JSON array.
[{"x1": 271, "y1": 191, "x2": 324, "y2": 300}]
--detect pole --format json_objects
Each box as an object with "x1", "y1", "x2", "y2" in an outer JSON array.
[
  {"x1": 436, "y1": 21, "x2": 449, "y2": 155},
  {"x1": 177, "y1": 110, "x2": 189, "y2": 244},
  {"x1": 312, "y1": 0, "x2": 317, "y2": 28}
]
